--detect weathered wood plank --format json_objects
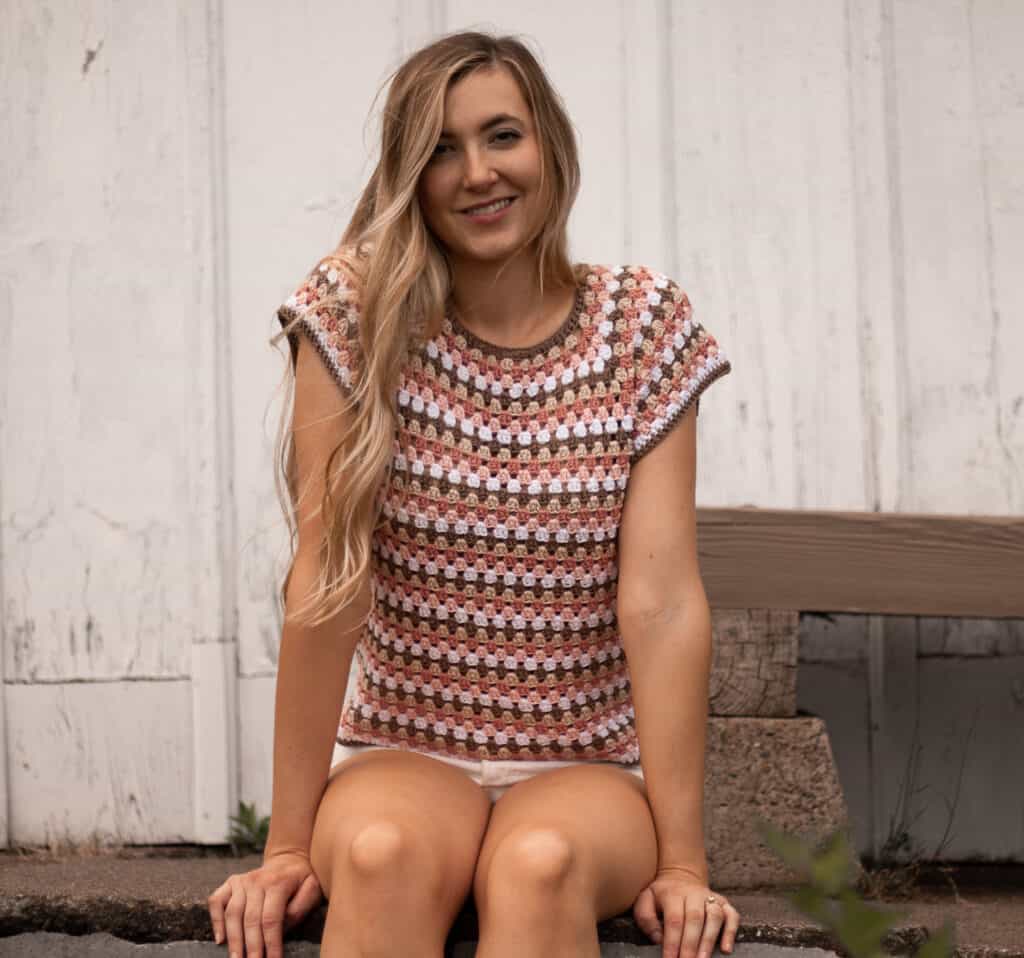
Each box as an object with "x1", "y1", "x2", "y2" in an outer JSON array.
[
  {"x1": 0, "y1": 0, "x2": 221, "y2": 681},
  {"x1": 5, "y1": 681, "x2": 193, "y2": 846},
  {"x1": 699, "y1": 507, "x2": 1024, "y2": 617},
  {"x1": 894, "y1": 0, "x2": 1024, "y2": 515}
]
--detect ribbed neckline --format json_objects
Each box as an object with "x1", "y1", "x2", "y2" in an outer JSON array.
[{"x1": 446, "y1": 266, "x2": 589, "y2": 359}]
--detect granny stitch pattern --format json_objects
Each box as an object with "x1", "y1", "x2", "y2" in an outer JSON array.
[{"x1": 277, "y1": 255, "x2": 732, "y2": 763}]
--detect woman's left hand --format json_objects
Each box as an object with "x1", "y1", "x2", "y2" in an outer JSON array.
[{"x1": 632, "y1": 865, "x2": 740, "y2": 958}]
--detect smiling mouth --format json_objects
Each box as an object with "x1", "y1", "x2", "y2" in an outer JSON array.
[{"x1": 460, "y1": 196, "x2": 517, "y2": 215}]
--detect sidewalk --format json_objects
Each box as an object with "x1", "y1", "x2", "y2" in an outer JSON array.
[{"x1": 0, "y1": 850, "x2": 1020, "y2": 957}]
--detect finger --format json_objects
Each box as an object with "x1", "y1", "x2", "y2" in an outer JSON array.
[
  {"x1": 284, "y1": 873, "x2": 323, "y2": 929},
  {"x1": 660, "y1": 898, "x2": 687, "y2": 958},
  {"x1": 223, "y1": 879, "x2": 246, "y2": 957},
  {"x1": 632, "y1": 886, "x2": 662, "y2": 944},
  {"x1": 260, "y1": 887, "x2": 289, "y2": 958},
  {"x1": 721, "y1": 904, "x2": 741, "y2": 953},
  {"x1": 696, "y1": 902, "x2": 725, "y2": 958},
  {"x1": 208, "y1": 881, "x2": 231, "y2": 945},
  {"x1": 243, "y1": 883, "x2": 267, "y2": 957},
  {"x1": 679, "y1": 895, "x2": 706, "y2": 958}
]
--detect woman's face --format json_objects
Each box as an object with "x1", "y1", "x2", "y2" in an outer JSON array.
[{"x1": 417, "y1": 65, "x2": 544, "y2": 265}]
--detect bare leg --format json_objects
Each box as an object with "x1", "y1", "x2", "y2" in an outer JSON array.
[
  {"x1": 473, "y1": 830, "x2": 601, "y2": 957},
  {"x1": 471, "y1": 765, "x2": 658, "y2": 958},
  {"x1": 309, "y1": 749, "x2": 492, "y2": 957}
]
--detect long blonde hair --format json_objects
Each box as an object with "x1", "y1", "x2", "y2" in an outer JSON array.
[{"x1": 272, "y1": 30, "x2": 584, "y2": 628}]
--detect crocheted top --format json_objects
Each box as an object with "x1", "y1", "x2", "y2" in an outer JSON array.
[{"x1": 276, "y1": 254, "x2": 733, "y2": 764}]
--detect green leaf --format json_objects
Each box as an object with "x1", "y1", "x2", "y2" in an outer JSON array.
[
  {"x1": 756, "y1": 819, "x2": 815, "y2": 875},
  {"x1": 809, "y1": 830, "x2": 856, "y2": 896},
  {"x1": 226, "y1": 800, "x2": 270, "y2": 853},
  {"x1": 787, "y1": 885, "x2": 835, "y2": 927},
  {"x1": 833, "y1": 890, "x2": 904, "y2": 956}
]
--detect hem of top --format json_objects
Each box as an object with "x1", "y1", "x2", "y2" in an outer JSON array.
[
  {"x1": 336, "y1": 735, "x2": 639, "y2": 765},
  {"x1": 629, "y1": 359, "x2": 733, "y2": 466},
  {"x1": 279, "y1": 309, "x2": 358, "y2": 402},
  {"x1": 445, "y1": 264, "x2": 591, "y2": 359}
]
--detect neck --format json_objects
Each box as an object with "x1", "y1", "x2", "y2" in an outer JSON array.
[{"x1": 448, "y1": 246, "x2": 568, "y2": 345}]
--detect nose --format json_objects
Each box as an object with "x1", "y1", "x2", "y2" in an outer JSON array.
[{"x1": 461, "y1": 145, "x2": 497, "y2": 190}]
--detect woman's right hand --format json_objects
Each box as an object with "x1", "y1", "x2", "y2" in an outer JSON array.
[{"x1": 207, "y1": 850, "x2": 323, "y2": 958}]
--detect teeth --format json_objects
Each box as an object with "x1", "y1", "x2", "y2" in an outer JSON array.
[{"x1": 467, "y1": 198, "x2": 513, "y2": 215}]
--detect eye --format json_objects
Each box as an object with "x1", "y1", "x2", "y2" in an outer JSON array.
[
  {"x1": 493, "y1": 129, "x2": 521, "y2": 145},
  {"x1": 430, "y1": 142, "x2": 452, "y2": 160}
]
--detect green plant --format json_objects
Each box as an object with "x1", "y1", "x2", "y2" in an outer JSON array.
[
  {"x1": 227, "y1": 800, "x2": 270, "y2": 856},
  {"x1": 758, "y1": 820, "x2": 954, "y2": 957}
]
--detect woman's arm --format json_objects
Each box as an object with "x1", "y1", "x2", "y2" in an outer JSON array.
[
  {"x1": 617, "y1": 402, "x2": 711, "y2": 880},
  {"x1": 263, "y1": 553, "x2": 369, "y2": 858},
  {"x1": 263, "y1": 333, "x2": 370, "y2": 860}
]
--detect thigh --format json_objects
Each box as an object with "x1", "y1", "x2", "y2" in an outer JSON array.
[
  {"x1": 310, "y1": 746, "x2": 493, "y2": 909},
  {"x1": 473, "y1": 764, "x2": 659, "y2": 921}
]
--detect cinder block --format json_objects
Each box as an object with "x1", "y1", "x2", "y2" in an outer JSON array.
[{"x1": 704, "y1": 716, "x2": 853, "y2": 887}]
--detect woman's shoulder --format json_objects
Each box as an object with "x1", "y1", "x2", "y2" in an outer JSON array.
[
  {"x1": 583, "y1": 261, "x2": 683, "y2": 291},
  {"x1": 274, "y1": 244, "x2": 366, "y2": 335},
  {"x1": 274, "y1": 248, "x2": 368, "y2": 395},
  {"x1": 580, "y1": 262, "x2": 690, "y2": 319},
  {"x1": 280, "y1": 246, "x2": 364, "y2": 313}
]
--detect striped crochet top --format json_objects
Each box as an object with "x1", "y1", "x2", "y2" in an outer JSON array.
[{"x1": 276, "y1": 254, "x2": 733, "y2": 764}]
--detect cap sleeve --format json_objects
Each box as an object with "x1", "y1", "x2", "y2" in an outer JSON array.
[
  {"x1": 276, "y1": 256, "x2": 361, "y2": 398},
  {"x1": 629, "y1": 270, "x2": 732, "y2": 464}
]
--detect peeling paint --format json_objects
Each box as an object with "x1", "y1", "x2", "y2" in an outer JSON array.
[
  {"x1": 81, "y1": 39, "x2": 103, "y2": 76},
  {"x1": 85, "y1": 613, "x2": 100, "y2": 656}
]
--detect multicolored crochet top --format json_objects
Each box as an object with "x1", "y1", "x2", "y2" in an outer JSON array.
[{"x1": 277, "y1": 254, "x2": 732, "y2": 764}]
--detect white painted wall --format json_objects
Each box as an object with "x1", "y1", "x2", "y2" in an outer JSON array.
[{"x1": 1, "y1": 0, "x2": 1021, "y2": 858}]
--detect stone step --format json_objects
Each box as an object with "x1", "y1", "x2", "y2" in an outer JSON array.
[
  {"x1": 0, "y1": 854, "x2": 948, "y2": 956},
  {"x1": 0, "y1": 932, "x2": 842, "y2": 957}
]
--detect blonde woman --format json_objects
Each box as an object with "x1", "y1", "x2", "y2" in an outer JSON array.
[{"x1": 208, "y1": 29, "x2": 737, "y2": 958}]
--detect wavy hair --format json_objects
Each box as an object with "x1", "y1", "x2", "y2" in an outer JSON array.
[{"x1": 271, "y1": 30, "x2": 583, "y2": 628}]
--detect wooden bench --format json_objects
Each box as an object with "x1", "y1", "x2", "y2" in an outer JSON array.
[{"x1": 697, "y1": 506, "x2": 1024, "y2": 880}]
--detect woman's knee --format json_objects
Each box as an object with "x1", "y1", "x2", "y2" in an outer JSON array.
[
  {"x1": 475, "y1": 826, "x2": 580, "y2": 903},
  {"x1": 347, "y1": 821, "x2": 439, "y2": 882},
  {"x1": 348, "y1": 821, "x2": 405, "y2": 874},
  {"x1": 309, "y1": 749, "x2": 491, "y2": 902},
  {"x1": 317, "y1": 818, "x2": 442, "y2": 895}
]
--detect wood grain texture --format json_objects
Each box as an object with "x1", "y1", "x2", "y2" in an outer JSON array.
[
  {"x1": 709, "y1": 609, "x2": 798, "y2": 717},
  {"x1": 700, "y1": 507, "x2": 1024, "y2": 617}
]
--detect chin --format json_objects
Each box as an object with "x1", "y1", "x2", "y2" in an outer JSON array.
[{"x1": 454, "y1": 234, "x2": 529, "y2": 263}]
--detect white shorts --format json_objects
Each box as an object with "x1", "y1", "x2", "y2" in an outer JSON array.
[{"x1": 331, "y1": 740, "x2": 645, "y2": 804}]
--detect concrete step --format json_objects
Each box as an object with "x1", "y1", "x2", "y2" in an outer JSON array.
[
  {"x1": 1, "y1": 852, "x2": 1020, "y2": 956},
  {"x1": 0, "y1": 932, "x2": 841, "y2": 956}
]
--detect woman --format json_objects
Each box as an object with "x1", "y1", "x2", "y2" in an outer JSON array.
[{"x1": 209, "y1": 29, "x2": 737, "y2": 958}]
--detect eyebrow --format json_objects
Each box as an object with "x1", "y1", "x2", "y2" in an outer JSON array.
[{"x1": 439, "y1": 113, "x2": 523, "y2": 138}]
